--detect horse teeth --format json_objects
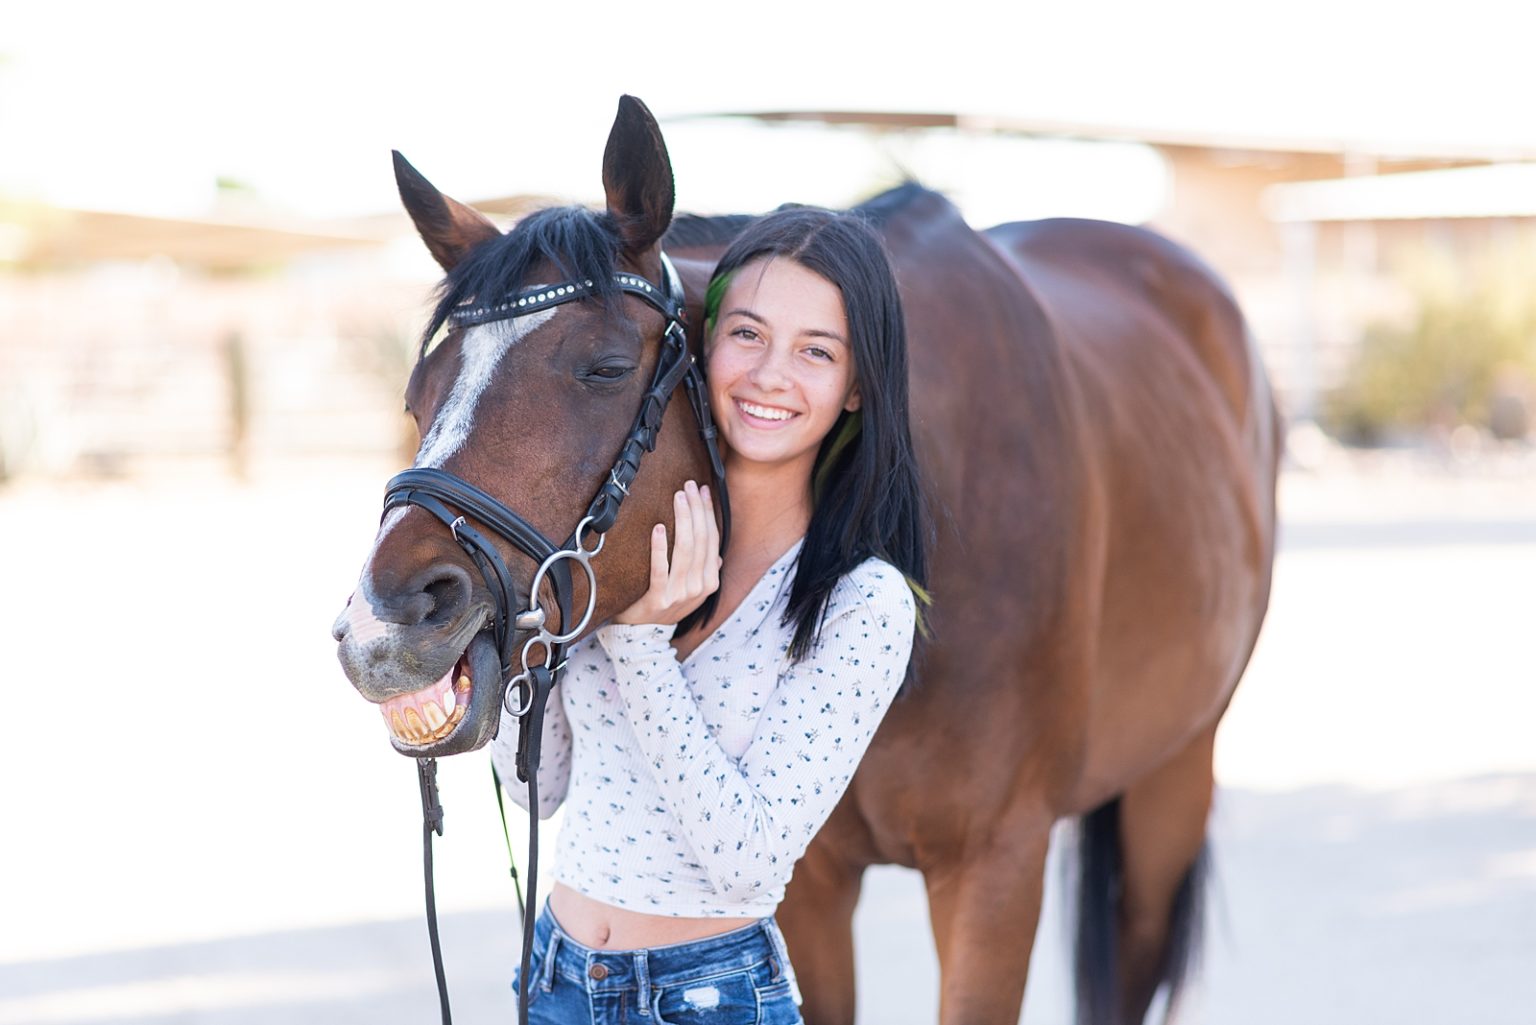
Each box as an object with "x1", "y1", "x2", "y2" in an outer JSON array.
[
  {"x1": 423, "y1": 702, "x2": 447, "y2": 730},
  {"x1": 379, "y1": 671, "x2": 471, "y2": 745}
]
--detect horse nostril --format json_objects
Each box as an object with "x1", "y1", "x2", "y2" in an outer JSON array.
[{"x1": 420, "y1": 566, "x2": 473, "y2": 626}]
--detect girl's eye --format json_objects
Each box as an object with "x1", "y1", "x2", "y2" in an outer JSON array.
[
  {"x1": 732, "y1": 326, "x2": 762, "y2": 343},
  {"x1": 804, "y1": 345, "x2": 834, "y2": 361}
]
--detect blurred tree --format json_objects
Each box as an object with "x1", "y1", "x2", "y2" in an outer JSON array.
[{"x1": 1325, "y1": 243, "x2": 1536, "y2": 445}]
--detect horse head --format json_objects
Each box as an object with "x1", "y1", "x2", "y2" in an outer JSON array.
[{"x1": 332, "y1": 96, "x2": 718, "y2": 756}]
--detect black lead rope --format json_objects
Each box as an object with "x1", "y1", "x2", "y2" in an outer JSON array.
[
  {"x1": 513, "y1": 663, "x2": 554, "y2": 1025},
  {"x1": 417, "y1": 758, "x2": 452, "y2": 1025},
  {"x1": 414, "y1": 668, "x2": 557, "y2": 1025}
]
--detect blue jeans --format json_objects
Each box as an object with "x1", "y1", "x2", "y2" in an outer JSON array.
[{"x1": 512, "y1": 901, "x2": 803, "y2": 1024}]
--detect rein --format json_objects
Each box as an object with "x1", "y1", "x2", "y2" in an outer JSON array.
[{"x1": 382, "y1": 252, "x2": 730, "y2": 1025}]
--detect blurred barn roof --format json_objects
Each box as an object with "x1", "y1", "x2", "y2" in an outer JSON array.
[
  {"x1": 8, "y1": 111, "x2": 1535, "y2": 272},
  {"x1": 694, "y1": 109, "x2": 1536, "y2": 162},
  {"x1": 1265, "y1": 162, "x2": 1536, "y2": 221},
  {"x1": 0, "y1": 192, "x2": 579, "y2": 271},
  {"x1": 0, "y1": 205, "x2": 389, "y2": 271}
]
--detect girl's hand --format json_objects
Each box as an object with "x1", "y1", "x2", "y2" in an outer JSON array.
[{"x1": 613, "y1": 481, "x2": 722, "y2": 626}]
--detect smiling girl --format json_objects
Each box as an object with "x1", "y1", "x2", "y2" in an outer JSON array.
[{"x1": 491, "y1": 207, "x2": 929, "y2": 1024}]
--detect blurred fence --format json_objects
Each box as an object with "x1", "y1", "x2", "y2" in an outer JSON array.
[{"x1": 0, "y1": 258, "x2": 423, "y2": 480}]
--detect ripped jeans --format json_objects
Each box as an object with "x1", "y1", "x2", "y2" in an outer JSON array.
[{"x1": 512, "y1": 901, "x2": 803, "y2": 1025}]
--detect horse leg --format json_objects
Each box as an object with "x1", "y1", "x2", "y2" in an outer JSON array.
[
  {"x1": 923, "y1": 822, "x2": 1052, "y2": 1025},
  {"x1": 1115, "y1": 724, "x2": 1216, "y2": 1022},
  {"x1": 1093, "y1": 723, "x2": 1218, "y2": 1025},
  {"x1": 778, "y1": 842, "x2": 863, "y2": 1025}
]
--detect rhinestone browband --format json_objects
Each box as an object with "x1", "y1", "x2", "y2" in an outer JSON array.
[{"x1": 448, "y1": 270, "x2": 678, "y2": 329}]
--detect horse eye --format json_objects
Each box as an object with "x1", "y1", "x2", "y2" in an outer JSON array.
[{"x1": 585, "y1": 362, "x2": 634, "y2": 382}]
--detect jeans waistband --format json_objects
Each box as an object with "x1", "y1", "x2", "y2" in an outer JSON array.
[{"x1": 529, "y1": 900, "x2": 794, "y2": 998}]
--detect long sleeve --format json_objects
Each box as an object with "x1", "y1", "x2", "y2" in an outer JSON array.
[
  {"x1": 597, "y1": 560, "x2": 915, "y2": 898},
  {"x1": 489, "y1": 672, "x2": 573, "y2": 820}
]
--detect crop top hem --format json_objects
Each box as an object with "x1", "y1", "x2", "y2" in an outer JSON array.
[{"x1": 550, "y1": 872, "x2": 776, "y2": 919}]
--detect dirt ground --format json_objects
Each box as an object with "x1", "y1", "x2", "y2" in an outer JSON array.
[{"x1": 1, "y1": 445, "x2": 1532, "y2": 1023}]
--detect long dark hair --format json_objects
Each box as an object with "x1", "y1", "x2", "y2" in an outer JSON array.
[{"x1": 701, "y1": 207, "x2": 930, "y2": 662}]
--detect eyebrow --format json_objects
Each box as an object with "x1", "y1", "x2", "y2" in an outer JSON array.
[{"x1": 723, "y1": 307, "x2": 847, "y2": 344}]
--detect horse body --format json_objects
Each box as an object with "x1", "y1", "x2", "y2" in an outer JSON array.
[
  {"x1": 334, "y1": 99, "x2": 1279, "y2": 1025},
  {"x1": 985, "y1": 213, "x2": 1279, "y2": 802}
]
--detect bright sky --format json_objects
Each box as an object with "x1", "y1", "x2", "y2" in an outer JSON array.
[{"x1": 3, "y1": 0, "x2": 1532, "y2": 223}]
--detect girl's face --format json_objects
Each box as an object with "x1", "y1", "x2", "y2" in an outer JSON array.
[{"x1": 706, "y1": 257, "x2": 861, "y2": 477}]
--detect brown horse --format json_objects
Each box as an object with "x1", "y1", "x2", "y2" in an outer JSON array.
[{"x1": 332, "y1": 96, "x2": 1280, "y2": 1025}]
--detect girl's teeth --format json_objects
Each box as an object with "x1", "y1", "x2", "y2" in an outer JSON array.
[{"x1": 741, "y1": 401, "x2": 793, "y2": 421}]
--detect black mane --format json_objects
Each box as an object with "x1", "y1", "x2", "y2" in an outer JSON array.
[
  {"x1": 659, "y1": 183, "x2": 935, "y2": 256},
  {"x1": 421, "y1": 184, "x2": 939, "y2": 353},
  {"x1": 662, "y1": 213, "x2": 760, "y2": 250},
  {"x1": 421, "y1": 205, "x2": 623, "y2": 352},
  {"x1": 850, "y1": 181, "x2": 934, "y2": 227}
]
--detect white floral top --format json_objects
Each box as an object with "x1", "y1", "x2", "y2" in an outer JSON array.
[{"x1": 490, "y1": 539, "x2": 916, "y2": 918}]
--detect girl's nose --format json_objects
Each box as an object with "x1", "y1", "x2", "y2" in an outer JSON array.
[{"x1": 748, "y1": 345, "x2": 791, "y2": 390}]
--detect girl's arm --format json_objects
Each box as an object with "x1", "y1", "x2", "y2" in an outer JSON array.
[
  {"x1": 599, "y1": 561, "x2": 915, "y2": 897},
  {"x1": 490, "y1": 480, "x2": 719, "y2": 820}
]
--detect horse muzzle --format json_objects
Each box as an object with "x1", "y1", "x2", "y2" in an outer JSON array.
[{"x1": 332, "y1": 599, "x2": 509, "y2": 756}]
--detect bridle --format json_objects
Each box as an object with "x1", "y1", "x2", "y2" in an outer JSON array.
[{"x1": 380, "y1": 251, "x2": 730, "y2": 1025}]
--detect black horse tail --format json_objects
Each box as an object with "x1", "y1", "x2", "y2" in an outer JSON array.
[{"x1": 1072, "y1": 797, "x2": 1210, "y2": 1025}]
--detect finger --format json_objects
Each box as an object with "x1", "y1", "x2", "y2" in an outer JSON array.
[
  {"x1": 648, "y1": 523, "x2": 669, "y2": 595},
  {"x1": 701, "y1": 484, "x2": 721, "y2": 591},
  {"x1": 685, "y1": 480, "x2": 708, "y2": 593},
  {"x1": 671, "y1": 488, "x2": 694, "y2": 598}
]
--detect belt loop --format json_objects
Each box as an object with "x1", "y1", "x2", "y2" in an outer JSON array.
[
  {"x1": 539, "y1": 927, "x2": 560, "y2": 993},
  {"x1": 759, "y1": 919, "x2": 784, "y2": 981},
  {"x1": 764, "y1": 918, "x2": 802, "y2": 1004},
  {"x1": 634, "y1": 948, "x2": 652, "y2": 1017},
  {"x1": 762, "y1": 917, "x2": 801, "y2": 994}
]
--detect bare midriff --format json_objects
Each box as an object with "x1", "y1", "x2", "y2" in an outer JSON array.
[{"x1": 549, "y1": 882, "x2": 758, "y2": 950}]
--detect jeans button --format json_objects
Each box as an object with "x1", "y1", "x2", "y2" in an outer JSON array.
[{"x1": 588, "y1": 962, "x2": 609, "y2": 981}]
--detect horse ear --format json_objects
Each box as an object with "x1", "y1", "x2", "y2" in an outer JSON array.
[
  {"x1": 393, "y1": 151, "x2": 500, "y2": 272},
  {"x1": 602, "y1": 95, "x2": 676, "y2": 255}
]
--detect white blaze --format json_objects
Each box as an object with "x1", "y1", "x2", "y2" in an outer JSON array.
[
  {"x1": 415, "y1": 307, "x2": 558, "y2": 468},
  {"x1": 337, "y1": 307, "x2": 558, "y2": 647}
]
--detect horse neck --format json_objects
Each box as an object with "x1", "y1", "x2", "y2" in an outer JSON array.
[{"x1": 671, "y1": 255, "x2": 720, "y2": 352}]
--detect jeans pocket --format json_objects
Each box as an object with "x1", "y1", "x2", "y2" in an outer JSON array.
[
  {"x1": 753, "y1": 978, "x2": 803, "y2": 1025},
  {"x1": 654, "y1": 969, "x2": 759, "y2": 1024}
]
